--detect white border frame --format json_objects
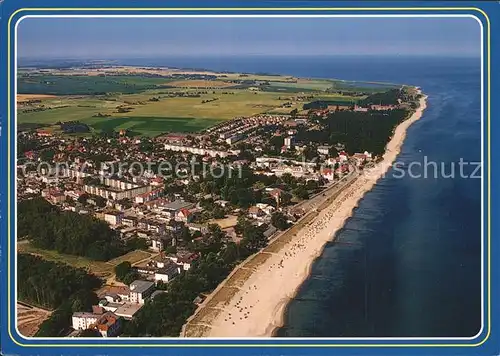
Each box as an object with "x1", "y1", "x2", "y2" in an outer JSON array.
[{"x1": 13, "y1": 13, "x2": 485, "y2": 342}]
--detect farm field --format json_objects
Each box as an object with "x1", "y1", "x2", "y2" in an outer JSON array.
[
  {"x1": 18, "y1": 240, "x2": 154, "y2": 278},
  {"x1": 17, "y1": 241, "x2": 114, "y2": 277},
  {"x1": 107, "y1": 250, "x2": 153, "y2": 266},
  {"x1": 17, "y1": 302, "x2": 52, "y2": 337},
  {"x1": 17, "y1": 67, "x2": 381, "y2": 136}
]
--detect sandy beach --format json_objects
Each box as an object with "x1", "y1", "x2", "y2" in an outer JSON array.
[{"x1": 182, "y1": 93, "x2": 428, "y2": 337}]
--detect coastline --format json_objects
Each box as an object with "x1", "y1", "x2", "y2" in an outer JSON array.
[{"x1": 182, "y1": 92, "x2": 428, "y2": 338}]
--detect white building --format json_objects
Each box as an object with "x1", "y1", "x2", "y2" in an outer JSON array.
[
  {"x1": 154, "y1": 262, "x2": 179, "y2": 283},
  {"x1": 129, "y1": 280, "x2": 155, "y2": 304},
  {"x1": 72, "y1": 312, "x2": 98, "y2": 331},
  {"x1": 104, "y1": 211, "x2": 124, "y2": 226},
  {"x1": 317, "y1": 145, "x2": 331, "y2": 155}
]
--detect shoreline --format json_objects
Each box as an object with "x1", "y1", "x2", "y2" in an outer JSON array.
[{"x1": 182, "y1": 92, "x2": 428, "y2": 337}]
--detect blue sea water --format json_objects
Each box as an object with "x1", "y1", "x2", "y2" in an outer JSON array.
[{"x1": 123, "y1": 55, "x2": 483, "y2": 337}]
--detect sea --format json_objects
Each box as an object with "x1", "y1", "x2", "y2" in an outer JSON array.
[{"x1": 50, "y1": 55, "x2": 484, "y2": 337}]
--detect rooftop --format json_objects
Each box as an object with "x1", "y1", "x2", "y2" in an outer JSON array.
[
  {"x1": 114, "y1": 303, "x2": 143, "y2": 319},
  {"x1": 129, "y1": 280, "x2": 155, "y2": 294},
  {"x1": 163, "y1": 200, "x2": 194, "y2": 211}
]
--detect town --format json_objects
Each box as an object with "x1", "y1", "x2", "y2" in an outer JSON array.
[{"x1": 17, "y1": 79, "x2": 421, "y2": 337}]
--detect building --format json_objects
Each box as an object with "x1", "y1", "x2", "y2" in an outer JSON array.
[
  {"x1": 321, "y1": 168, "x2": 335, "y2": 181},
  {"x1": 72, "y1": 312, "x2": 99, "y2": 331},
  {"x1": 122, "y1": 216, "x2": 138, "y2": 227},
  {"x1": 163, "y1": 144, "x2": 237, "y2": 158},
  {"x1": 154, "y1": 262, "x2": 180, "y2": 283},
  {"x1": 104, "y1": 211, "x2": 124, "y2": 226},
  {"x1": 92, "y1": 312, "x2": 122, "y2": 337},
  {"x1": 317, "y1": 145, "x2": 332, "y2": 155},
  {"x1": 248, "y1": 206, "x2": 265, "y2": 219},
  {"x1": 175, "y1": 208, "x2": 193, "y2": 223},
  {"x1": 135, "y1": 188, "x2": 163, "y2": 204},
  {"x1": 162, "y1": 200, "x2": 195, "y2": 218},
  {"x1": 284, "y1": 136, "x2": 294, "y2": 148},
  {"x1": 49, "y1": 192, "x2": 66, "y2": 204},
  {"x1": 83, "y1": 180, "x2": 152, "y2": 201},
  {"x1": 129, "y1": 280, "x2": 155, "y2": 304}
]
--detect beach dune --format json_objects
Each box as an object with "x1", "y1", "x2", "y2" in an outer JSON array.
[{"x1": 182, "y1": 93, "x2": 428, "y2": 337}]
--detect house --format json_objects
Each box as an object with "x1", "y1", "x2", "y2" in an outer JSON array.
[
  {"x1": 186, "y1": 223, "x2": 209, "y2": 234},
  {"x1": 336, "y1": 164, "x2": 350, "y2": 175},
  {"x1": 321, "y1": 168, "x2": 335, "y2": 181},
  {"x1": 176, "y1": 252, "x2": 200, "y2": 271},
  {"x1": 370, "y1": 104, "x2": 395, "y2": 111},
  {"x1": 166, "y1": 251, "x2": 200, "y2": 271},
  {"x1": 214, "y1": 200, "x2": 229, "y2": 208},
  {"x1": 72, "y1": 312, "x2": 99, "y2": 331},
  {"x1": 104, "y1": 286, "x2": 130, "y2": 302},
  {"x1": 151, "y1": 234, "x2": 175, "y2": 252},
  {"x1": 338, "y1": 151, "x2": 349, "y2": 162},
  {"x1": 122, "y1": 216, "x2": 137, "y2": 227},
  {"x1": 92, "y1": 312, "x2": 122, "y2": 337},
  {"x1": 176, "y1": 208, "x2": 193, "y2": 223},
  {"x1": 147, "y1": 220, "x2": 165, "y2": 234},
  {"x1": 154, "y1": 262, "x2": 179, "y2": 283},
  {"x1": 50, "y1": 192, "x2": 66, "y2": 204},
  {"x1": 247, "y1": 206, "x2": 264, "y2": 219},
  {"x1": 353, "y1": 153, "x2": 367, "y2": 166},
  {"x1": 104, "y1": 211, "x2": 124, "y2": 226},
  {"x1": 354, "y1": 105, "x2": 369, "y2": 112},
  {"x1": 162, "y1": 200, "x2": 195, "y2": 218},
  {"x1": 135, "y1": 189, "x2": 163, "y2": 204},
  {"x1": 129, "y1": 280, "x2": 155, "y2": 304},
  {"x1": 269, "y1": 188, "x2": 284, "y2": 205},
  {"x1": 317, "y1": 145, "x2": 331, "y2": 155},
  {"x1": 256, "y1": 203, "x2": 275, "y2": 216}
]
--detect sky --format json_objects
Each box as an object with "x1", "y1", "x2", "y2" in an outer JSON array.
[{"x1": 17, "y1": 17, "x2": 481, "y2": 59}]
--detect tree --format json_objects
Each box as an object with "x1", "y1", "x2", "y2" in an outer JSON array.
[
  {"x1": 94, "y1": 196, "x2": 106, "y2": 208},
  {"x1": 18, "y1": 198, "x2": 126, "y2": 261},
  {"x1": 293, "y1": 185, "x2": 310, "y2": 200},
  {"x1": 77, "y1": 193, "x2": 89, "y2": 205},
  {"x1": 221, "y1": 242, "x2": 240, "y2": 265},
  {"x1": 114, "y1": 261, "x2": 132, "y2": 281},
  {"x1": 181, "y1": 226, "x2": 192, "y2": 243},
  {"x1": 271, "y1": 212, "x2": 289, "y2": 231},
  {"x1": 241, "y1": 225, "x2": 267, "y2": 253},
  {"x1": 212, "y1": 206, "x2": 225, "y2": 219}
]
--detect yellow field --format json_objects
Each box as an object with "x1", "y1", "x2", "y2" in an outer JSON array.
[
  {"x1": 17, "y1": 94, "x2": 58, "y2": 102},
  {"x1": 208, "y1": 215, "x2": 238, "y2": 229},
  {"x1": 107, "y1": 250, "x2": 152, "y2": 266},
  {"x1": 18, "y1": 241, "x2": 114, "y2": 277},
  {"x1": 168, "y1": 80, "x2": 235, "y2": 88}
]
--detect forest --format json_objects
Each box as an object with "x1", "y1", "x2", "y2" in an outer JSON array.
[
  {"x1": 18, "y1": 254, "x2": 101, "y2": 309},
  {"x1": 325, "y1": 109, "x2": 410, "y2": 155},
  {"x1": 18, "y1": 198, "x2": 127, "y2": 261},
  {"x1": 18, "y1": 254, "x2": 101, "y2": 337},
  {"x1": 294, "y1": 109, "x2": 410, "y2": 155}
]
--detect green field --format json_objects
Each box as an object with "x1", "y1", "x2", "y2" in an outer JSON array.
[
  {"x1": 17, "y1": 70, "x2": 379, "y2": 136},
  {"x1": 18, "y1": 240, "x2": 153, "y2": 277},
  {"x1": 18, "y1": 75, "x2": 174, "y2": 95},
  {"x1": 87, "y1": 116, "x2": 225, "y2": 134},
  {"x1": 17, "y1": 241, "x2": 114, "y2": 277}
]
